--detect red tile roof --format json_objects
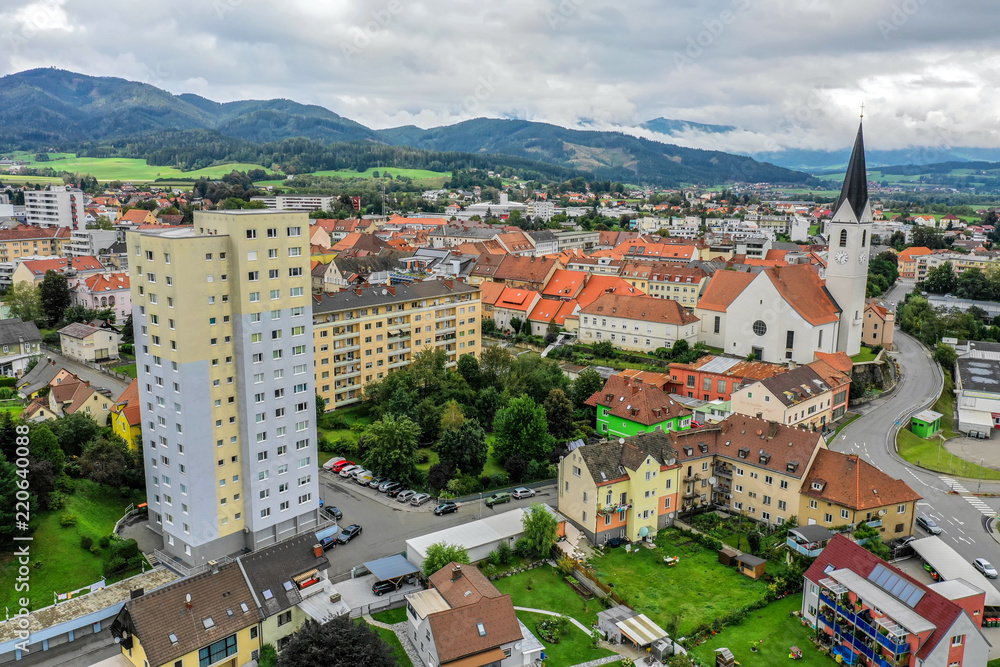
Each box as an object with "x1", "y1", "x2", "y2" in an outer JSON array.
[
  {"x1": 575, "y1": 275, "x2": 644, "y2": 309},
  {"x1": 802, "y1": 449, "x2": 921, "y2": 510},
  {"x1": 584, "y1": 374, "x2": 691, "y2": 424},
  {"x1": 767, "y1": 264, "x2": 840, "y2": 325},
  {"x1": 494, "y1": 287, "x2": 538, "y2": 313},
  {"x1": 478, "y1": 281, "x2": 506, "y2": 307},
  {"x1": 21, "y1": 256, "x2": 103, "y2": 276},
  {"x1": 542, "y1": 269, "x2": 587, "y2": 298},
  {"x1": 80, "y1": 272, "x2": 129, "y2": 292},
  {"x1": 580, "y1": 293, "x2": 699, "y2": 326},
  {"x1": 696, "y1": 271, "x2": 756, "y2": 312}
]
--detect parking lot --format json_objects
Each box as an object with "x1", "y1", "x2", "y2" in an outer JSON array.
[{"x1": 317, "y1": 469, "x2": 556, "y2": 579}]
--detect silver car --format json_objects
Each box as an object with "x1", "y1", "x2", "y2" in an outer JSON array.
[
  {"x1": 410, "y1": 493, "x2": 432, "y2": 506},
  {"x1": 974, "y1": 558, "x2": 998, "y2": 579},
  {"x1": 338, "y1": 464, "x2": 362, "y2": 478},
  {"x1": 396, "y1": 489, "x2": 416, "y2": 503}
]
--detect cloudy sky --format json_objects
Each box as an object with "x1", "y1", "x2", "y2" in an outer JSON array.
[{"x1": 1, "y1": 0, "x2": 997, "y2": 153}]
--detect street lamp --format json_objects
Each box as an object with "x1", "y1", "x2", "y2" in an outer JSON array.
[{"x1": 979, "y1": 458, "x2": 984, "y2": 494}]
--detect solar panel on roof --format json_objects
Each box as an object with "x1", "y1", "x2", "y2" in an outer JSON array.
[{"x1": 867, "y1": 563, "x2": 925, "y2": 608}]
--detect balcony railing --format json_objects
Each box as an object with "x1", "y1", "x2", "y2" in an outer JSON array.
[
  {"x1": 818, "y1": 594, "x2": 910, "y2": 656},
  {"x1": 786, "y1": 536, "x2": 824, "y2": 558}
]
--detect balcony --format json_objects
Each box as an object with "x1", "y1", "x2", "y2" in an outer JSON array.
[
  {"x1": 818, "y1": 593, "x2": 910, "y2": 656},
  {"x1": 786, "y1": 536, "x2": 824, "y2": 558},
  {"x1": 713, "y1": 466, "x2": 732, "y2": 478},
  {"x1": 683, "y1": 473, "x2": 701, "y2": 483}
]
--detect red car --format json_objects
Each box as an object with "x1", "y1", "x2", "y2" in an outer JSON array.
[{"x1": 330, "y1": 460, "x2": 355, "y2": 473}]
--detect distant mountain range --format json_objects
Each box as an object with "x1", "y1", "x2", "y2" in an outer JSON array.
[
  {"x1": 0, "y1": 68, "x2": 817, "y2": 187},
  {"x1": 640, "y1": 117, "x2": 737, "y2": 135}
]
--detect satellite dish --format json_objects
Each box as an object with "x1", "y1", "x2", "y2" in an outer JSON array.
[
  {"x1": 668, "y1": 512, "x2": 675, "y2": 520},
  {"x1": 186, "y1": 593, "x2": 191, "y2": 603},
  {"x1": 709, "y1": 477, "x2": 718, "y2": 486},
  {"x1": 114, "y1": 637, "x2": 121, "y2": 644},
  {"x1": 618, "y1": 438, "x2": 625, "y2": 444},
  {"x1": 879, "y1": 509, "x2": 887, "y2": 516}
]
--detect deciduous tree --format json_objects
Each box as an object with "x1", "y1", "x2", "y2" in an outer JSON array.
[
  {"x1": 4, "y1": 282, "x2": 43, "y2": 324},
  {"x1": 362, "y1": 414, "x2": 420, "y2": 483},
  {"x1": 493, "y1": 396, "x2": 554, "y2": 464},
  {"x1": 278, "y1": 617, "x2": 398, "y2": 667},
  {"x1": 520, "y1": 503, "x2": 558, "y2": 560},
  {"x1": 437, "y1": 420, "x2": 487, "y2": 476},
  {"x1": 420, "y1": 542, "x2": 470, "y2": 578},
  {"x1": 543, "y1": 388, "x2": 575, "y2": 439},
  {"x1": 39, "y1": 270, "x2": 71, "y2": 326}
]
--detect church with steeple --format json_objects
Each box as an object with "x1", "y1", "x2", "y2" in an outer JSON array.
[
  {"x1": 695, "y1": 122, "x2": 873, "y2": 362},
  {"x1": 825, "y1": 122, "x2": 873, "y2": 357}
]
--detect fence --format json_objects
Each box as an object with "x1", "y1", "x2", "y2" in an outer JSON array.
[
  {"x1": 572, "y1": 561, "x2": 627, "y2": 606},
  {"x1": 349, "y1": 591, "x2": 409, "y2": 619},
  {"x1": 153, "y1": 550, "x2": 233, "y2": 578}
]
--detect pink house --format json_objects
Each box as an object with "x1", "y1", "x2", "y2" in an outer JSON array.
[{"x1": 71, "y1": 272, "x2": 131, "y2": 321}]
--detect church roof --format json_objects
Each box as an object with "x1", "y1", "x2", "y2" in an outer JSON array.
[{"x1": 834, "y1": 122, "x2": 869, "y2": 222}]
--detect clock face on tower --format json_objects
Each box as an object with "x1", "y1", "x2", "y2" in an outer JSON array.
[
  {"x1": 858, "y1": 252, "x2": 867, "y2": 264},
  {"x1": 835, "y1": 251, "x2": 849, "y2": 265}
]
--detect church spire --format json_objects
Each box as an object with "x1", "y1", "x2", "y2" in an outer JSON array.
[{"x1": 835, "y1": 122, "x2": 869, "y2": 222}]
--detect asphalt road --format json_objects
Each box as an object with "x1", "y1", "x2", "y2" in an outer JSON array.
[
  {"x1": 317, "y1": 471, "x2": 556, "y2": 579},
  {"x1": 833, "y1": 279, "x2": 1000, "y2": 577}
]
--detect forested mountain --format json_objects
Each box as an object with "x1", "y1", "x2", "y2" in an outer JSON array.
[
  {"x1": 0, "y1": 68, "x2": 818, "y2": 186},
  {"x1": 375, "y1": 118, "x2": 817, "y2": 187}
]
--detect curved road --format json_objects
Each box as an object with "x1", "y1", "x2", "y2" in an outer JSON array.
[{"x1": 832, "y1": 280, "x2": 1000, "y2": 564}]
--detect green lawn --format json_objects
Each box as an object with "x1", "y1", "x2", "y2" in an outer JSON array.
[
  {"x1": 116, "y1": 364, "x2": 137, "y2": 378},
  {"x1": 371, "y1": 607, "x2": 408, "y2": 624},
  {"x1": 0, "y1": 404, "x2": 23, "y2": 417},
  {"x1": 850, "y1": 346, "x2": 879, "y2": 363},
  {"x1": 691, "y1": 595, "x2": 834, "y2": 667},
  {"x1": 492, "y1": 565, "x2": 607, "y2": 627},
  {"x1": 318, "y1": 405, "x2": 373, "y2": 446},
  {"x1": 897, "y1": 429, "x2": 1000, "y2": 480},
  {"x1": 516, "y1": 610, "x2": 614, "y2": 667},
  {"x1": 359, "y1": 620, "x2": 413, "y2": 667},
  {"x1": 484, "y1": 435, "x2": 505, "y2": 477},
  {"x1": 310, "y1": 167, "x2": 450, "y2": 181},
  {"x1": 589, "y1": 529, "x2": 769, "y2": 636},
  {"x1": 416, "y1": 448, "x2": 440, "y2": 472},
  {"x1": 0, "y1": 480, "x2": 145, "y2": 611},
  {"x1": 12, "y1": 153, "x2": 274, "y2": 182}
]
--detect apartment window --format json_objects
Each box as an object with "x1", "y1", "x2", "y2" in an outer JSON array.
[
  {"x1": 897, "y1": 504, "x2": 906, "y2": 513},
  {"x1": 841, "y1": 509, "x2": 850, "y2": 519},
  {"x1": 289, "y1": 247, "x2": 301, "y2": 257},
  {"x1": 250, "y1": 313, "x2": 261, "y2": 323},
  {"x1": 289, "y1": 267, "x2": 303, "y2": 277},
  {"x1": 780, "y1": 480, "x2": 788, "y2": 490},
  {"x1": 951, "y1": 635, "x2": 963, "y2": 647},
  {"x1": 809, "y1": 499, "x2": 818, "y2": 509},
  {"x1": 824, "y1": 513, "x2": 833, "y2": 523},
  {"x1": 268, "y1": 248, "x2": 278, "y2": 258},
  {"x1": 251, "y1": 333, "x2": 262, "y2": 343},
  {"x1": 260, "y1": 508, "x2": 270, "y2": 518},
  {"x1": 764, "y1": 475, "x2": 773, "y2": 485},
  {"x1": 290, "y1": 286, "x2": 304, "y2": 297},
  {"x1": 287, "y1": 226, "x2": 302, "y2": 237},
  {"x1": 778, "y1": 500, "x2": 787, "y2": 510},
  {"x1": 247, "y1": 229, "x2": 257, "y2": 239},
  {"x1": 270, "y1": 289, "x2": 280, "y2": 300},
  {"x1": 249, "y1": 292, "x2": 260, "y2": 302}
]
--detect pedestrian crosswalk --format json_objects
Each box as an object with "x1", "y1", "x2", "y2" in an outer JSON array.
[{"x1": 940, "y1": 476, "x2": 997, "y2": 517}]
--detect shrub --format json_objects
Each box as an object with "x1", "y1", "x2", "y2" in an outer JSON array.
[
  {"x1": 113, "y1": 538, "x2": 139, "y2": 560},
  {"x1": 80, "y1": 535, "x2": 93, "y2": 550},
  {"x1": 103, "y1": 556, "x2": 127, "y2": 577},
  {"x1": 0, "y1": 377, "x2": 16, "y2": 387},
  {"x1": 871, "y1": 344, "x2": 883, "y2": 355},
  {"x1": 488, "y1": 472, "x2": 510, "y2": 489},
  {"x1": 126, "y1": 555, "x2": 144, "y2": 571},
  {"x1": 90, "y1": 545, "x2": 102, "y2": 556},
  {"x1": 515, "y1": 536, "x2": 532, "y2": 555},
  {"x1": 556, "y1": 554, "x2": 575, "y2": 576},
  {"x1": 48, "y1": 491, "x2": 67, "y2": 510},
  {"x1": 415, "y1": 451, "x2": 430, "y2": 465},
  {"x1": 99, "y1": 536, "x2": 110, "y2": 549},
  {"x1": 496, "y1": 541, "x2": 513, "y2": 566},
  {"x1": 60, "y1": 513, "x2": 78, "y2": 527}
]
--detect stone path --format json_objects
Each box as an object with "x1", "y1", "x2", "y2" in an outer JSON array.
[
  {"x1": 570, "y1": 656, "x2": 623, "y2": 667},
  {"x1": 513, "y1": 606, "x2": 592, "y2": 634},
  {"x1": 363, "y1": 614, "x2": 422, "y2": 666}
]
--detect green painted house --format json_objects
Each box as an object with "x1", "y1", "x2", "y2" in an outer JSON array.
[
  {"x1": 585, "y1": 374, "x2": 692, "y2": 438},
  {"x1": 910, "y1": 409, "x2": 943, "y2": 438}
]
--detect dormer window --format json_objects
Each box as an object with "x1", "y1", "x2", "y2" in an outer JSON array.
[
  {"x1": 811, "y1": 481, "x2": 824, "y2": 491},
  {"x1": 738, "y1": 448, "x2": 749, "y2": 459}
]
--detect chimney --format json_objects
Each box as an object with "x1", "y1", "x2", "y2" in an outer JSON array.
[
  {"x1": 208, "y1": 560, "x2": 219, "y2": 574},
  {"x1": 313, "y1": 543, "x2": 323, "y2": 558},
  {"x1": 451, "y1": 565, "x2": 463, "y2": 581}
]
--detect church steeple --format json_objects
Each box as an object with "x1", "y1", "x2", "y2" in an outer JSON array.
[{"x1": 834, "y1": 122, "x2": 869, "y2": 222}]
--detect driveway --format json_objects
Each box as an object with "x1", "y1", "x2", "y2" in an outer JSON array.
[
  {"x1": 318, "y1": 471, "x2": 556, "y2": 580},
  {"x1": 38, "y1": 348, "x2": 131, "y2": 396}
]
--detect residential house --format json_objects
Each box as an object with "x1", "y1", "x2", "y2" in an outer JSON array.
[
  {"x1": 802, "y1": 534, "x2": 989, "y2": 667},
  {"x1": 22, "y1": 372, "x2": 112, "y2": 424},
  {"x1": 541, "y1": 269, "x2": 587, "y2": 301},
  {"x1": 863, "y1": 299, "x2": 895, "y2": 350},
  {"x1": 405, "y1": 563, "x2": 534, "y2": 667},
  {"x1": 71, "y1": 271, "x2": 131, "y2": 320},
  {"x1": 526, "y1": 229, "x2": 559, "y2": 255},
  {"x1": 491, "y1": 287, "x2": 541, "y2": 334},
  {"x1": 620, "y1": 263, "x2": 708, "y2": 309},
  {"x1": 491, "y1": 255, "x2": 562, "y2": 290},
  {"x1": 553, "y1": 230, "x2": 600, "y2": 251},
  {"x1": 111, "y1": 378, "x2": 141, "y2": 448},
  {"x1": 237, "y1": 533, "x2": 333, "y2": 653},
  {"x1": 118, "y1": 208, "x2": 158, "y2": 226},
  {"x1": 585, "y1": 374, "x2": 692, "y2": 438},
  {"x1": 798, "y1": 449, "x2": 921, "y2": 537},
  {"x1": 331, "y1": 232, "x2": 389, "y2": 257},
  {"x1": 695, "y1": 264, "x2": 841, "y2": 364},
  {"x1": 525, "y1": 298, "x2": 578, "y2": 336},
  {"x1": 308, "y1": 223, "x2": 332, "y2": 249},
  {"x1": 0, "y1": 318, "x2": 42, "y2": 377},
  {"x1": 669, "y1": 415, "x2": 827, "y2": 523},
  {"x1": 729, "y1": 360, "x2": 851, "y2": 431},
  {"x1": 578, "y1": 293, "x2": 699, "y2": 352},
  {"x1": 58, "y1": 322, "x2": 120, "y2": 363},
  {"x1": 564, "y1": 255, "x2": 623, "y2": 275},
  {"x1": 667, "y1": 355, "x2": 788, "y2": 402},
  {"x1": 557, "y1": 430, "x2": 682, "y2": 544},
  {"x1": 0, "y1": 226, "x2": 70, "y2": 262},
  {"x1": 109, "y1": 562, "x2": 263, "y2": 667},
  {"x1": 11, "y1": 255, "x2": 105, "y2": 287},
  {"x1": 495, "y1": 230, "x2": 535, "y2": 256},
  {"x1": 896, "y1": 247, "x2": 932, "y2": 280},
  {"x1": 468, "y1": 253, "x2": 505, "y2": 285},
  {"x1": 312, "y1": 281, "x2": 481, "y2": 411}
]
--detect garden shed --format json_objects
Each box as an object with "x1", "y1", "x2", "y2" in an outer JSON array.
[
  {"x1": 597, "y1": 604, "x2": 669, "y2": 650},
  {"x1": 910, "y1": 409, "x2": 942, "y2": 438},
  {"x1": 718, "y1": 547, "x2": 740, "y2": 566},
  {"x1": 736, "y1": 553, "x2": 767, "y2": 579}
]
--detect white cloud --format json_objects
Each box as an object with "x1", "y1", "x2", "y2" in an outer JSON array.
[{"x1": 0, "y1": 0, "x2": 996, "y2": 151}]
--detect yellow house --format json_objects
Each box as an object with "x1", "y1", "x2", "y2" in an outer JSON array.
[
  {"x1": 22, "y1": 372, "x2": 112, "y2": 425},
  {"x1": 558, "y1": 432, "x2": 682, "y2": 544},
  {"x1": 111, "y1": 378, "x2": 142, "y2": 449},
  {"x1": 798, "y1": 449, "x2": 921, "y2": 538},
  {"x1": 111, "y1": 562, "x2": 262, "y2": 667}
]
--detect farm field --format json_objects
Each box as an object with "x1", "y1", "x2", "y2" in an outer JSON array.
[
  {"x1": 6, "y1": 153, "x2": 272, "y2": 182},
  {"x1": 310, "y1": 167, "x2": 451, "y2": 181}
]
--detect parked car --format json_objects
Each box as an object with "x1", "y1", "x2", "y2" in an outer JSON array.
[
  {"x1": 330, "y1": 460, "x2": 355, "y2": 473},
  {"x1": 369, "y1": 476, "x2": 386, "y2": 488},
  {"x1": 335, "y1": 524, "x2": 363, "y2": 544},
  {"x1": 323, "y1": 506, "x2": 342, "y2": 521},
  {"x1": 690, "y1": 420, "x2": 703, "y2": 428},
  {"x1": 348, "y1": 467, "x2": 368, "y2": 480},
  {"x1": 512, "y1": 487, "x2": 535, "y2": 499},
  {"x1": 323, "y1": 456, "x2": 346, "y2": 470},
  {"x1": 338, "y1": 464, "x2": 362, "y2": 478},
  {"x1": 386, "y1": 486, "x2": 405, "y2": 498},
  {"x1": 974, "y1": 558, "x2": 998, "y2": 578},
  {"x1": 485, "y1": 492, "x2": 511, "y2": 508},
  {"x1": 410, "y1": 493, "x2": 432, "y2": 506},
  {"x1": 372, "y1": 581, "x2": 397, "y2": 596},
  {"x1": 397, "y1": 490, "x2": 417, "y2": 503},
  {"x1": 916, "y1": 515, "x2": 942, "y2": 535},
  {"x1": 433, "y1": 501, "x2": 458, "y2": 516},
  {"x1": 380, "y1": 480, "x2": 401, "y2": 494}
]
